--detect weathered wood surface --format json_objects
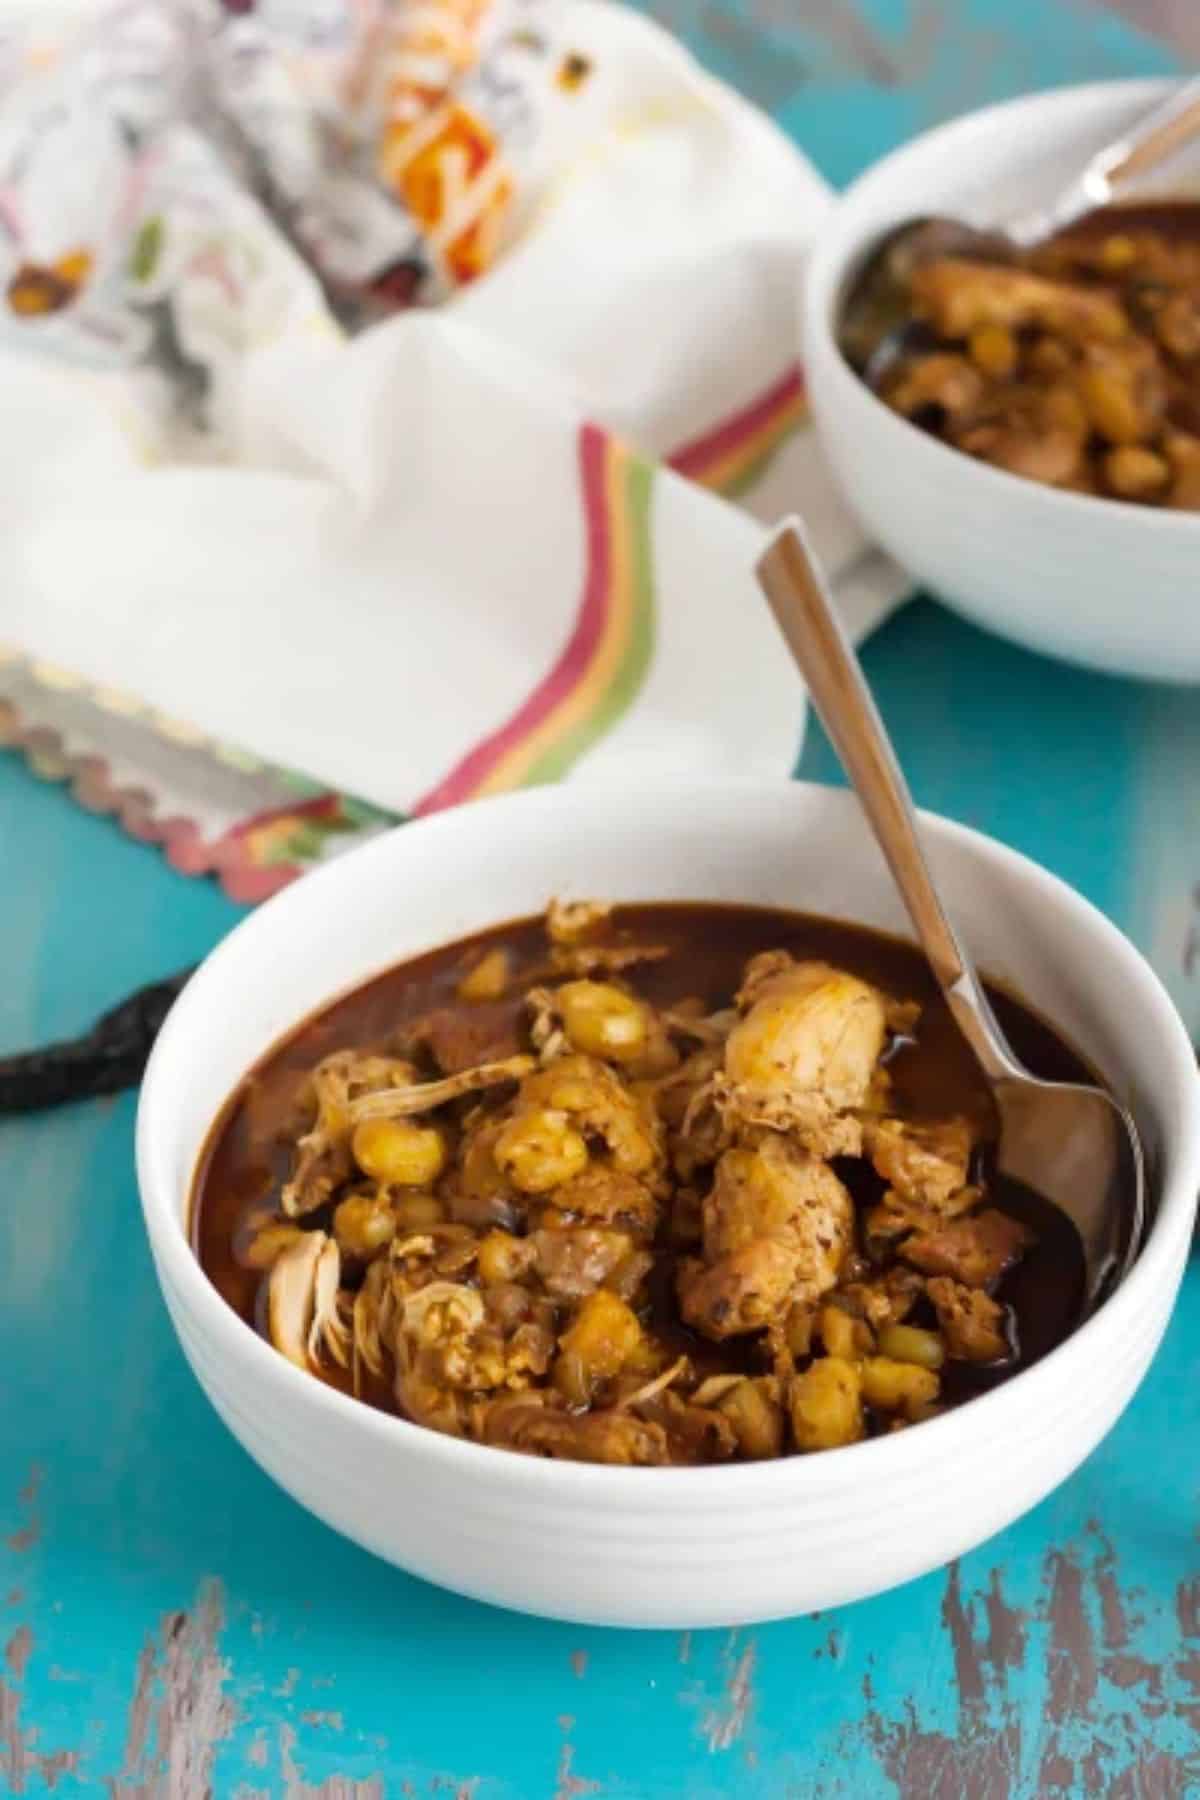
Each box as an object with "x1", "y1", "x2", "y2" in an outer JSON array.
[
  {"x1": 1103, "y1": 0, "x2": 1200, "y2": 58},
  {"x1": 1, "y1": 3, "x2": 1198, "y2": 1796}
]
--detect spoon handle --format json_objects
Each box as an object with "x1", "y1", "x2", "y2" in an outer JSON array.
[
  {"x1": 1097, "y1": 75, "x2": 1200, "y2": 193},
  {"x1": 1005, "y1": 77, "x2": 1200, "y2": 247},
  {"x1": 757, "y1": 521, "x2": 1016, "y2": 1086}
]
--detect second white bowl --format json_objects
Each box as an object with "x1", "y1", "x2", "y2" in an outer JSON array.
[{"x1": 805, "y1": 80, "x2": 1200, "y2": 683}]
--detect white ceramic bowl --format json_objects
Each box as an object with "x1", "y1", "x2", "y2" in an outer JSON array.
[
  {"x1": 137, "y1": 783, "x2": 1200, "y2": 1628},
  {"x1": 805, "y1": 80, "x2": 1200, "y2": 683}
]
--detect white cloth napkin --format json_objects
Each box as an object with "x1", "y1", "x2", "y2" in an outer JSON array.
[{"x1": 0, "y1": 0, "x2": 906, "y2": 834}]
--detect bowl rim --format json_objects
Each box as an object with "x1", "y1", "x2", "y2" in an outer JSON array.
[
  {"x1": 805, "y1": 75, "x2": 1200, "y2": 534},
  {"x1": 136, "y1": 780, "x2": 1200, "y2": 1498}
]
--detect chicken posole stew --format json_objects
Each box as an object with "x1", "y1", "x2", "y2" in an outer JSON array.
[
  {"x1": 867, "y1": 207, "x2": 1200, "y2": 507},
  {"x1": 194, "y1": 901, "x2": 1090, "y2": 1467}
]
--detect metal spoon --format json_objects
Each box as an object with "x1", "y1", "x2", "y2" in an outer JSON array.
[
  {"x1": 757, "y1": 520, "x2": 1145, "y2": 1311},
  {"x1": 840, "y1": 76, "x2": 1200, "y2": 382}
]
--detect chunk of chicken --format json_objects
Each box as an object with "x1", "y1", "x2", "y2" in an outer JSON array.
[
  {"x1": 677, "y1": 1135, "x2": 853, "y2": 1339},
  {"x1": 720, "y1": 957, "x2": 889, "y2": 1156},
  {"x1": 411, "y1": 1002, "x2": 525, "y2": 1075},
  {"x1": 838, "y1": 1267, "x2": 925, "y2": 1331},
  {"x1": 901, "y1": 1208, "x2": 1034, "y2": 1288},
  {"x1": 883, "y1": 352, "x2": 984, "y2": 422},
  {"x1": 550, "y1": 1166, "x2": 659, "y2": 1236},
  {"x1": 863, "y1": 1192, "x2": 942, "y2": 1250},
  {"x1": 546, "y1": 897, "x2": 612, "y2": 945},
  {"x1": 392, "y1": 1278, "x2": 554, "y2": 1396},
  {"x1": 531, "y1": 1225, "x2": 641, "y2": 1301},
  {"x1": 632, "y1": 1390, "x2": 739, "y2": 1464},
  {"x1": 954, "y1": 406, "x2": 1087, "y2": 487},
  {"x1": 483, "y1": 1393, "x2": 669, "y2": 1465},
  {"x1": 864, "y1": 1116, "x2": 976, "y2": 1211},
  {"x1": 911, "y1": 259, "x2": 1128, "y2": 343},
  {"x1": 926, "y1": 1276, "x2": 1011, "y2": 1363}
]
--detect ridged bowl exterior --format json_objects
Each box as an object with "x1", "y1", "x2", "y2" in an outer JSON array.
[
  {"x1": 136, "y1": 784, "x2": 1200, "y2": 1627},
  {"x1": 805, "y1": 81, "x2": 1200, "y2": 684}
]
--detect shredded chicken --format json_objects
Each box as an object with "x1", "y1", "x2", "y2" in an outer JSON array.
[
  {"x1": 619, "y1": 1355, "x2": 690, "y2": 1411},
  {"x1": 546, "y1": 897, "x2": 612, "y2": 945},
  {"x1": 660, "y1": 1007, "x2": 736, "y2": 1045},
  {"x1": 525, "y1": 986, "x2": 567, "y2": 1063},
  {"x1": 267, "y1": 1231, "x2": 327, "y2": 1367},
  {"x1": 310, "y1": 1237, "x2": 351, "y2": 1369},
  {"x1": 661, "y1": 1048, "x2": 729, "y2": 1181},
  {"x1": 910, "y1": 259, "x2": 1129, "y2": 343},
  {"x1": 351, "y1": 1258, "x2": 391, "y2": 1386},
  {"x1": 281, "y1": 1053, "x2": 420, "y2": 1217},
  {"x1": 391, "y1": 1274, "x2": 555, "y2": 1398},
  {"x1": 545, "y1": 943, "x2": 671, "y2": 979},
  {"x1": 348, "y1": 1055, "x2": 535, "y2": 1123},
  {"x1": 539, "y1": 902, "x2": 673, "y2": 976}
]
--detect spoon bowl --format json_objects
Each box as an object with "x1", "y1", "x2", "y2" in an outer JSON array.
[
  {"x1": 757, "y1": 521, "x2": 1146, "y2": 1310},
  {"x1": 839, "y1": 217, "x2": 1014, "y2": 378},
  {"x1": 993, "y1": 1073, "x2": 1142, "y2": 1306}
]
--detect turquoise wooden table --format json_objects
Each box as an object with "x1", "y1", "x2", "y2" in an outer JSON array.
[{"x1": 3, "y1": 4, "x2": 1199, "y2": 1795}]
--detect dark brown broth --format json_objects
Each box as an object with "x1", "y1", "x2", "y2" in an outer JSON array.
[
  {"x1": 193, "y1": 904, "x2": 1092, "y2": 1426},
  {"x1": 1066, "y1": 201, "x2": 1200, "y2": 242}
]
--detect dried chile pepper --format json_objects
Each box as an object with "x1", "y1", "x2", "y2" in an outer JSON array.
[{"x1": 0, "y1": 968, "x2": 195, "y2": 1114}]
